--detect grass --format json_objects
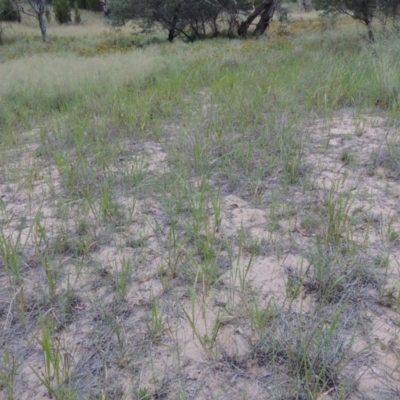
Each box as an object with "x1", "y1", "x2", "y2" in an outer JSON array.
[{"x1": 1, "y1": 7, "x2": 400, "y2": 400}]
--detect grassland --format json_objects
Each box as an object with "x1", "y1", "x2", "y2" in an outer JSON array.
[{"x1": 1, "y1": 8, "x2": 400, "y2": 400}]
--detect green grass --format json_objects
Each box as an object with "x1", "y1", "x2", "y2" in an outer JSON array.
[{"x1": 1, "y1": 9, "x2": 400, "y2": 400}]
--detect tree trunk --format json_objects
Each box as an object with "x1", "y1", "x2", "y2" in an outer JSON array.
[
  {"x1": 168, "y1": 2, "x2": 181, "y2": 42},
  {"x1": 253, "y1": 1, "x2": 276, "y2": 37},
  {"x1": 238, "y1": 0, "x2": 276, "y2": 38},
  {"x1": 364, "y1": 20, "x2": 374, "y2": 41},
  {"x1": 99, "y1": 0, "x2": 111, "y2": 17},
  {"x1": 38, "y1": 11, "x2": 47, "y2": 42},
  {"x1": 298, "y1": 0, "x2": 309, "y2": 12},
  {"x1": 26, "y1": 0, "x2": 47, "y2": 42},
  {"x1": 364, "y1": 19, "x2": 374, "y2": 42}
]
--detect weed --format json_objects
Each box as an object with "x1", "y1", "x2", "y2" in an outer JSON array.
[
  {"x1": 321, "y1": 180, "x2": 358, "y2": 252},
  {"x1": 339, "y1": 148, "x2": 352, "y2": 163},
  {"x1": 114, "y1": 258, "x2": 132, "y2": 300},
  {"x1": 146, "y1": 297, "x2": 165, "y2": 343},
  {"x1": 304, "y1": 241, "x2": 378, "y2": 304},
  {"x1": 251, "y1": 306, "x2": 355, "y2": 399},
  {"x1": 183, "y1": 305, "x2": 222, "y2": 361},
  {"x1": 0, "y1": 351, "x2": 18, "y2": 400},
  {"x1": 379, "y1": 286, "x2": 400, "y2": 308},
  {"x1": 31, "y1": 316, "x2": 75, "y2": 399},
  {"x1": 374, "y1": 254, "x2": 390, "y2": 268},
  {"x1": 134, "y1": 388, "x2": 153, "y2": 400},
  {"x1": 301, "y1": 214, "x2": 320, "y2": 233}
]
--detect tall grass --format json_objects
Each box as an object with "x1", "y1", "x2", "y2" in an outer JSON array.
[{"x1": 2, "y1": 29, "x2": 400, "y2": 134}]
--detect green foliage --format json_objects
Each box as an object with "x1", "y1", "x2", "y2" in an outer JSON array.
[
  {"x1": 73, "y1": 1, "x2": 81, "y2": 23},
  {"x1": 77, "y1": 0, "x2": 102, "y2": 11},
  {"x1": 0, "y1": 0, "x2": 21, "y2": 22},
  {"x1": 53, "y1": 0, "x2": 71, "y2": 24},
  {"x1": 110, "y1": 0, "x2": 281, "y2": 41}
]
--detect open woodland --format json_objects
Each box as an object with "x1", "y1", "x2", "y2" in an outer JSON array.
[{"x1": 1, "y1": 3, "x2": 400, "y2": 399}]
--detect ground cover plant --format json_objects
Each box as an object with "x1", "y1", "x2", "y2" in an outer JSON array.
[{"x1": 1, "y1": 5, "x2": 400, "y2": 400}]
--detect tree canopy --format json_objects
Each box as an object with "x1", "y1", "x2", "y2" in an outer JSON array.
[{"x1": 110, "y1": 0, "x2": 279, "y2": 41}]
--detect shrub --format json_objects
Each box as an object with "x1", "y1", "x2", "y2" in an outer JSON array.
[
  {"x1": 73, "y1": 1, "x2": 81, "y2": 23},
  {"x1": 53, "y1": 0, "x2": 71, "y2": 24},
  {"x1": 0, "y1": 0, "x2": 21, "y2": 22},
  {"x1": 77, "y1": 0, "x2": 102, "y2": 12}
]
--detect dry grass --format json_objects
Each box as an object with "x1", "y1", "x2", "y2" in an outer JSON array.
[{"x1": 0, "y1": 50, "x2": 161, "y2": 107}]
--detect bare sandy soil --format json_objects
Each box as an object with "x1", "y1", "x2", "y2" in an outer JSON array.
[{"x1": 1, "y1": 107, "x2": 400, "y2": 399}]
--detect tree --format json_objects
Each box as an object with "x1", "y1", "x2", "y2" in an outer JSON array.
[
  {"x1": 0, "y1": 0, "x2": 52, "y2": 42},
  {"x1": 111, "y1": 0, "x2": 221, "y2": 42},
  {"x1": 110, "y1": 0, "x2": 219, "y2": 42},
  {"x1": 314, "y1": 0, "x2": 400, "y2": 41},
  {"x1": 378, "y1": 0, "x2": 400, "y2": 25},
  {"x1": 53, "y1": 0, "x2": 71, "y2": 23},
  {"x1": 110, "y1": 0, "x2": 279, "y2": 41},
  {"x1": 7, "y1": 0, "x2": 48, "y2": 41},
  {"x1": 25, "y1": 0, "x2": 47, "y2": 41},
  {"x1": 99, "y1": 0, "x2": 110, "y2": 16},
  {"x1": 237, "y1": 0, "x2": 277, "y2": 37}
]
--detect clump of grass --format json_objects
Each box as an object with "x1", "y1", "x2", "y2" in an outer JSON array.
[
  {"x1": 339, "y1": 148, "x2": 353, "y2": 163},
  {"x1": 133, "y1": 388, "x2": 153, "y2": 400},
  {"x1": 146, "y1": 297, "x2": 165, "y2": 344},
  {"x1": 379, "y1": 286, "x2": 400, "y2": 309},
  {"x1": 251, "y1": 305, "x2": 354, "y2": 399},
  {"x1": 369, "y1": 140, "x2": 400, "y2": 180},
  {"x1": 300, "y1": 214, "x2": 320, "y2": 233},
  {"x1": 51, "y1": 230, "x2": 95, "y2": 257},
  {"x1": 0, "y1": 351, "x2": 18, "y2": 400},
  {"x1": 304, "y1": 244, "x2": 377, "y2": 304},
  {"x1": 319, "y1": 181, "x2": 360, "y2": 252},
  {"x1": 113, "y1": 258, "x2": 132, "y2": 300},
  {"x1": 31, "y1": 316, "x2": 75, "y2": 399}
]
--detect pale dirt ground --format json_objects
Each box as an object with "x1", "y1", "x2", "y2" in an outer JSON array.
[{"x1": 1, "y1": 108, "x2": 400, "y2": 399}]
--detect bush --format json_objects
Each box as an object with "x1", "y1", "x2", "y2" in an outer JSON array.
[
  {"x1": 74, "y1": 1, "x2": 81, "y2": 23},
  {"x1": 0, "y1": 0, "x2": 21, "y2": 22},
  {"x1": 53, "y1": 0, "x2": 71, "y2": 24},
  {"x1": 77, "y1": 0, "x2": 102, "y2": 12}
]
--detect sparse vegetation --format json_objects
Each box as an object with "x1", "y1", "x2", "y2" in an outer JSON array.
[{"x1": 1, "y1": 4, "x2": 400, "y2": 400}]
